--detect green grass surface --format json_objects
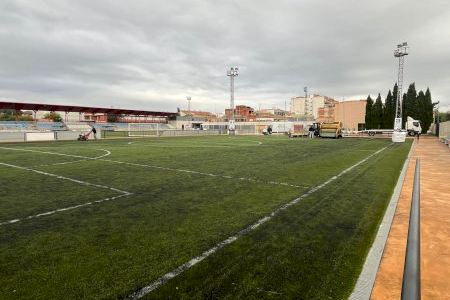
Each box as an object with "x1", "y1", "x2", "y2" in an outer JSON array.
[{"x1": 0, "y1": 136, "x2": 411, "y2": 299}]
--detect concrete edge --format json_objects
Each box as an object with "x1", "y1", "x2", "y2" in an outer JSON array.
[{"x1": 349, "y1": 140, "x2": 415, "y2": 300}]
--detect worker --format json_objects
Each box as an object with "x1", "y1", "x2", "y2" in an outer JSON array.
[
  {"x1": 308, "y1": 126, "x2": 315, "y2": 138},
  {"x1": 91, "y1": 126, "x2": 97, "y2": 140}
]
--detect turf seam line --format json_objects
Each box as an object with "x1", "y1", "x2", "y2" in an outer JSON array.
[
  {"x1": 125, "y1": 144, "x2": 392, "y2": 299},
  {"x1": 0, "y1": 162, "x2": 131, "y2": 226}
]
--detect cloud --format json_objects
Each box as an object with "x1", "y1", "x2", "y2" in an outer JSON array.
[{"x1": 1, "y1": 0, "x2": 449, "y2": 113}]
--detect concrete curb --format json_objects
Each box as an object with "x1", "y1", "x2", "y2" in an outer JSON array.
[{"x1": 349, "y1": 140, "x2": 415, "y2": 300}]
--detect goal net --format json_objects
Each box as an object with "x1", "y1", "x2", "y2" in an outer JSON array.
[{"x1": 127, "y1": 123, "x2": 160, "y2": 137}]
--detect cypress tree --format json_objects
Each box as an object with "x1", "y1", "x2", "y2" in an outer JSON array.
[
  {"x1": 373, "y1": 93, "x2": 384, "y2": 129},
  {"x1": 365, "y1": 95, "x2": 373, "y2": 129},
  {"x1": 422, "y1": 88, "x2": 434, "y2": 133},
  {"x1": 417, "y1": 90, "x2": 426, "y2": 132},
  {"x1": 404, "y1": 83, "x2": 418, "y2": 121},
  {"x1": 384, "y1": 90, "x2": 394, "y2": 128}
]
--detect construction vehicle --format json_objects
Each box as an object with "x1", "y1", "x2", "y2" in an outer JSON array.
[{"x1": 319, "y1": 122, "x2": 343, "y2": 138}]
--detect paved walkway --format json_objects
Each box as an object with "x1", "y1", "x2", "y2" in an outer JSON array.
[{"x1": 371, "y1": 137, "x2": 450, "y2": 299}]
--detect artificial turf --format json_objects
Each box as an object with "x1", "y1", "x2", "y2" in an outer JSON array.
[{"x1": 0, "y1": 136, "x2": 411, "y2": 299}]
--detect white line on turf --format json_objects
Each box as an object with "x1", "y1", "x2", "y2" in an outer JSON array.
[
  {"x1": 0, "y1": 162, "x2": 128, "y2": 194},
  {"x1": 0, "y1": 193, "x2": 130, "y2": 226},
  {"x1": 0, "y1": 146, "x2": 111, "y2": 160},
  {"x1": 125, "y1": 144, "x2": 392, "y2": 299},
  {"x1": 99, "y1": 158, "x2": 308, "y2": 189},
  {"x1": 0, "y1": 145, "x2": 307, "y2": 189},
  {"x1": 0, "y1": 162, "x2": 132, "y2": 226}
]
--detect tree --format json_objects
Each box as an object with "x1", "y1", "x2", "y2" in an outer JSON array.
[
  {"x1": 403, "y1": 83, "x2": 418, "y2": 121},
  {"x1": 0, "y1": 109, "x2": 32, "y2": 121},
  {"x1": 383, "y1": 90, "x2": 394, "y2": 129},
  {"x1": 418, "y1": 88, "x2": 434, "y2": 133},
  {"x1": 373, "y1": 93, "x2": 384, "y2": 129},
  {"x1": 365, "y1": 95, "x2": 374, "y2": 129},
  {"x1": 43, "y1": 112, "x2": 63, "y2": 122}
]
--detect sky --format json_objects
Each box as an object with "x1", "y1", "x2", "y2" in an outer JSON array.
[{"x1": 1, "y1": 0, "x2": 450, "y2": 114}]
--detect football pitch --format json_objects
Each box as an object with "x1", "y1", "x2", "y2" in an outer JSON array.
[{"x1": 0, "y1": 136, "x2": 411, "y2": 299}]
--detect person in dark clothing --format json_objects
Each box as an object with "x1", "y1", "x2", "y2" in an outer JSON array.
[
  {"x1": 308, "y1": 126, "x2": 315, "y2": 138},
  {"x1": 91, "y1": 126, "x2": 97, "y2": 140}
]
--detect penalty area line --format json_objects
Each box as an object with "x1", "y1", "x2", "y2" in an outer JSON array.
[
  {"x1": 125, "y1": 144, "x2": 391, "y2": 299},
  {"x1": 0, "y1": 162, "x2": 132, "y2": 226}
]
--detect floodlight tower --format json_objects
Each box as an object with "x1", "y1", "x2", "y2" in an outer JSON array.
[
  {"x1": 227, "y1": 67, "x2": 239, "y2": 133},
  {"x1": 393, "y1": 42, "x2": 409, "y2": 130},
  {"x1": 186, "y1": 96, "x2": 191, "y2": 115}
]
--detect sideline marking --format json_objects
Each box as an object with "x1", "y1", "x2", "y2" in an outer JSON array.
[
  {"x1": 0, "y1": 162, "x2": 131, "y2": 226},
  {"x1": 125, "y1": 144, "x2": 391, "y2": 299}
]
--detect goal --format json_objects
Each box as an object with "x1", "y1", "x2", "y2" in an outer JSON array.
[{"x1": 127, "y1": 123, "x2": 160, "y2": 137}]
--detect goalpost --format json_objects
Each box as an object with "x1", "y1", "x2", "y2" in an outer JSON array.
[{"x1": 127, "y1": 123, "x2": 160, "y2": 137}]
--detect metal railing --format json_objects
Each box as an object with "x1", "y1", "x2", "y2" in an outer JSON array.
[{"x1": 401, "y1": 158, "x2": 421, "y2": 300}]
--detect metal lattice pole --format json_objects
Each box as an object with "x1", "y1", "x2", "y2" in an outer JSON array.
[
  {"x1": 394, "y1": 42, "x2": 409, "y2": 129},
  {"x1": 227, "y1": 67, "x2": 238, "y2": 132}
]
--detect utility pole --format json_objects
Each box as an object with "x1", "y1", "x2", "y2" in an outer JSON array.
[{"x1": 227, "y1": 67, "x2": 239, "y2": 134}]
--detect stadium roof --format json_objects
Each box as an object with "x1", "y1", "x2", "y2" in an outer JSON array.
[{"x1": 0, "y1": 101, "x2": 177, "y2": 117}]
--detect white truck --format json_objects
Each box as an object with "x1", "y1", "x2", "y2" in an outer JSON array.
[
  {"x1": 405, "y1": 116, "x2": 422, "y2": 136},
  {"x1": 363, "y1": 116, "x2": 421, "y2": 136}
]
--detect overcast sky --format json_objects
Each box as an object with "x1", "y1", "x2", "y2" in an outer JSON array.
[{"x1": 1, "y1": 0, "x2": 449, "y2": 113}]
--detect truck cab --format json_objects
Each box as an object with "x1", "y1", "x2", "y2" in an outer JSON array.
[{"x1": 405, "y1": 116, "x2": 422, "y2": 136}]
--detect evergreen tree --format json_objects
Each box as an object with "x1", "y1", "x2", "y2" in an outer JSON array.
[
  {"x1": 373, "y1": 93, "x2": 384, "y2": 129},
  {"x1": 365, "y1": 95, "x2": 373, "y2": 129},
  {"x1": 384, "y1": 90, "x2": 394, "y2": 128},
  {"x1": 421, "y1": 88, "x2": 434, "y2": 133},
  {"x1": 403, "y1": 83, "x2": 418, "y2": 121}
]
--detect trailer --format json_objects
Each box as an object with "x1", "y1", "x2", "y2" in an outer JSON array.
[
  {"x1": 288, "y1": 124, "x2": 308, "y2": 138},
  {"x1": 362, "y1": 116, "x2": 421, "y2": 137}
]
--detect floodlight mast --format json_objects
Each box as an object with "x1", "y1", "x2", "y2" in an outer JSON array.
[
  {"x1": 393, "y1": 42, "x2": 409, "y2": 130},
  {"x1": 227, "y1": 67, "x2": 239, "y2": 133},
  {"x1": 186, "y1": 96, "x2": 191, "y2": 115}
]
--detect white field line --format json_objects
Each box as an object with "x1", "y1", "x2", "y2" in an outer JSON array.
[
  {"x1": 0, "y1": 146, "x2": 111, "y2": 160},
  {"x1": 0, "y1": 162, "x2": 131, "y2": 226},
  {"x1": 0, "y1": 193, "x2": 130, "y2": 226},
  {"x1": 99, "y1": 158, "x2": 308, "y2": 189},
  {"x1": 125, "y1": 144, "x2": 392, "y2": 299},
  {"x1": 0, "y1": 145, "x2": 307, "y2": 189}
]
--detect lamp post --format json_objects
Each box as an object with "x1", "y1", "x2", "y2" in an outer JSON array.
[{"x1": 227, "y1": 67, "x2": 238, "y2": 133}]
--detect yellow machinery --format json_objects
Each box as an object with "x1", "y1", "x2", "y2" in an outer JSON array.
[{"x1": 319, "y1": 122, "x2": 343, "y2": 138}]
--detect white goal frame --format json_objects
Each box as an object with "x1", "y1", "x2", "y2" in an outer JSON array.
[{"x1": 127, "y1": 123, "x2": 160, "y2": 137}]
